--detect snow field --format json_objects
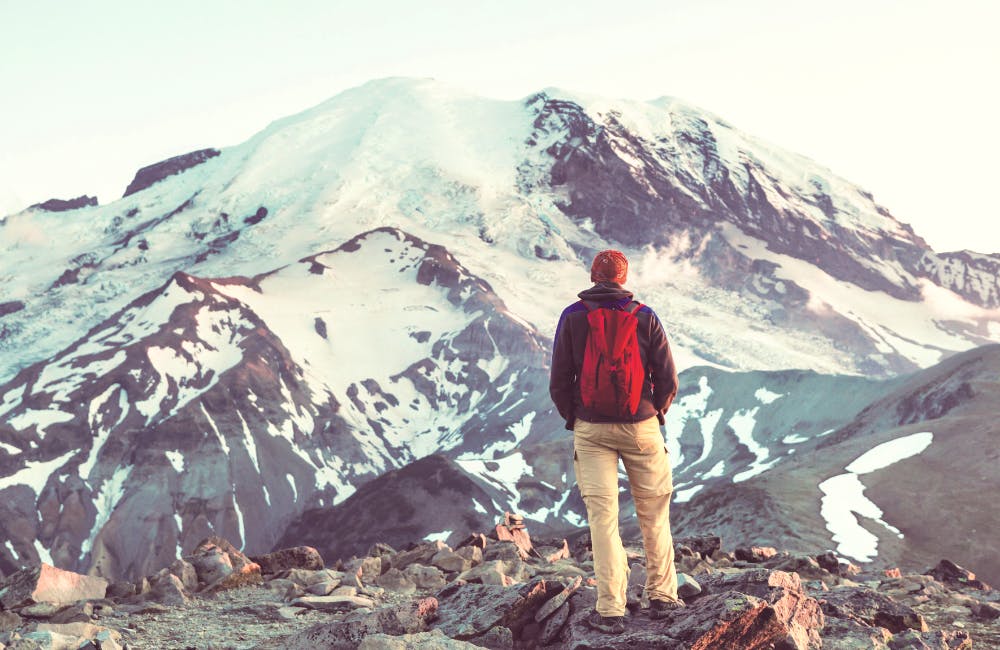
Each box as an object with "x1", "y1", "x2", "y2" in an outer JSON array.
[{"x1": 818, "y1": 432, "x2": 934, "y2": 562}]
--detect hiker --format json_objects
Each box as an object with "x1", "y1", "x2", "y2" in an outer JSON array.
[{"x1": 549, "y1": 249, "x2": 682, "y2": 634}]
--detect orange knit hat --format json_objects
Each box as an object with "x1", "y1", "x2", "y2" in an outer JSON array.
[{"x1": 590, "y1": 250, "x2": 628, "y2": 284}]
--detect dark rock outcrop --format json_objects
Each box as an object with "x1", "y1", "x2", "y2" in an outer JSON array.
[
  {"x1": 30, "y1": 196, "x2": 98, "y2": 212},
  {"x1": 122, "y1": 148, "x2": 220, "y2": 197},
  {"x1": 277, "y1": 455, "x2": 497, "y2": 562}
]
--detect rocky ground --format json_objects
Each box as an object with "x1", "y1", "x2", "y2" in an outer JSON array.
[{"x1": 0, "y1": 517, "x2": 997, "y2": 649}]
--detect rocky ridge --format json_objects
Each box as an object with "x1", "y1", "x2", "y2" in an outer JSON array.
[{"x1": 0, "y1": 515, "x2": 996, "y2": 649}]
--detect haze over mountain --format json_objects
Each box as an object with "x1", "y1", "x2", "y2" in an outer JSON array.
[{"x1": 1, "y1": 77, "x2": 997, "y2": 584}]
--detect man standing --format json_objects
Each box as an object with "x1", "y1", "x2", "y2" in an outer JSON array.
[{"x1": 550, "y1": 249, "x2": 683, "y2": 633}]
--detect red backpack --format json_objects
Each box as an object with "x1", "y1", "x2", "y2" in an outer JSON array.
[{"x1": 579, "y1": 300, "x2": 646, "y2": 417}]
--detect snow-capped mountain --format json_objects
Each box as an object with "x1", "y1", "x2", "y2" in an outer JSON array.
[{"x1": 2, "y1": 77, "x2": 999, "y2": 580}]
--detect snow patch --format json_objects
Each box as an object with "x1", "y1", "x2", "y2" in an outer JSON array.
[
  {"x1": 81, "y1": 464, "x2": 132, "y2": 558},
  {"x1": 755, "y1": 387, "x2": 784, "y2": 404},
  {"x1": 424, "y1": 530, "x2": 452, "y2": 542},
  {"x1": 819, "y1": 432, "x2": 934, "y2": 562},
  {"x1": 165, "y1": 451, "x2": 185, "y2": 473},
  {"x1": 0, "y1": 450, "x2": 75, "y2": 497}
]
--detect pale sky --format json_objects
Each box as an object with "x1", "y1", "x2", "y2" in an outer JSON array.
[{"x1": 1, "y1": 0, "x2": 998, "y2": 252}]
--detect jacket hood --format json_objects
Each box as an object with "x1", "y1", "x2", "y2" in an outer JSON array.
[{"x1": 578, "y1": 282, "x2": 634, "y2": 303}]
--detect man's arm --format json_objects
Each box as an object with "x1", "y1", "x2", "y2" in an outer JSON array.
[
  {"x1": 549, "y1": 309, "x2": 577, "y2": 429},
  {"x1": 647, "y1": 310, "x2": 678, "y2": 421}
]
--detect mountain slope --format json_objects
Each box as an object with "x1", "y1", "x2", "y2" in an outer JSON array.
[
  {"x1": 0, "y1": 228, "x2": 555, "y2": 580},
  {"x1": 2, "y1": 78, "x2": 999, "y2": 386}
]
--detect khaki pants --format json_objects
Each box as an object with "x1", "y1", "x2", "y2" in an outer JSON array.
[{"x1": 574, "y1": 416, "x2": 678, "y2": 617}]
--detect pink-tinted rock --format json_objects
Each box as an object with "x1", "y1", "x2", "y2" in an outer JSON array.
[{"x1": 0, "y1": 564, "x2": 107, "y2": 609}]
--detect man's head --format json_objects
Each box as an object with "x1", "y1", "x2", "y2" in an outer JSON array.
[{"x1": 590, "y1": 249, "x2": 628, "y2": 285}]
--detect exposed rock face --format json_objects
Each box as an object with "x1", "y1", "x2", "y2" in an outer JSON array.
[
  {"x1": 277, "y1": 455, "x2": 498, "y2": 562},
  {"x1": 122, "y1": 148, "x2": 220, "y2": 197},
  {"x1": 29, "y1": 196, "x2": 98, "y2": 212}
]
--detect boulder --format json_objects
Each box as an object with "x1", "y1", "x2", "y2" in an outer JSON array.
[
  {"x1": 0, "y1": 611, "x2": 21, "y2": 633},
  {"x1": 259, "y1": 597, "x2": 438, "y2": 650},
  {"x1": 821, "y1": 585, "x2": 928, "y2": 633},
  {"x1": 376, "y1": 568, "x2": 417, "y2": 594},
  {"x1": 821, "y1": 616, "x2": 893, "y2": 649},
  {"x1": 358, "y1": 630, "x2": 478, "y2": 649},
  {"x1": 290, "y1": 595, "x2": 376, "y2": 612},
  {"x1": 0, "y1": 565, "x2": 107, "y2": 609},
  {"x1": 675, "y1": 535, "x2": 722, "y2": 559},
  {"x1": 887, "y1": 629, "x2": 973, "y2": 649},
  {"x1": 734, "y1": 546, "x2": 779, "y2": 563},
  {"x1": 186, "y1": 543, "x2": 233, "y2": 585},
  {"x1": 677, "y1": 573, "x2": 702, "y2": 599},
  {"x1": 305, "y1": 580, "x2": 340, "y2": 596},
  {"x1": 403, "y1": 564, "x2": 447, "y2": 590},
  {"x1": 455, "y1": 546, "x2": 483, "y2": 567},
  {"x1": 534, "y1": 577, "x2": 581, "y2": 622},
  {"x1": 388, "y1": 542, "x2": 449, "y2": 571},
  {"x1": 168, "y1": 558, "x2": 198, "y2": 592},
  {"x1": 689, "y1": 569, "x2": 824, "y2": 649},
  {"x1": 434, "y1": 580, "x2": 549, "y2": 640},
  {"x1": 626, "y1": 562, "x2": 647, "y2": 609},
  {"x1": 251, "y1": 546, "x2": 324, "y2": 575},
  {"x1": 147, "y1": 572, "x2": 189, "y2": 605},
  {"x1": 431, "y1": 549, "x2": 471, "y2": 574},
  {"x1": 925, "y1": 560, "x2": 991, "y2": 590}
]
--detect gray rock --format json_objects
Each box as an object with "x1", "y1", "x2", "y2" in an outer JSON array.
[
  {"x1": 168, "y1": 558, "x2": 198, "y2": 592},
  {"x1": 677, "y1": 572, "x2": 702, "y2": 599},
  {"x1": 305, "y1": 580, "x2": 340, "y2": 596},
  {"x1": 0, "y1": 612, "x2": 21, "y2": 634},
  {"x1": 358, "y1": 630, "x2": 478, "y2": 649},
  {"x1": 821, "y1": 584, "x2": 928, "y2": 633},
  {"x1": 147, "y1": 572, "x2": 189, "y2": 606},
  {"x1": 471, "y1": 625, "x2": 514, "y2": 650},
  {"x1": 376, "y1": 568, "x2": 417, "y2": 593},
  {"x1": 539, "y1": 601, "x2": 571, "y2": 646},
  {"x1": 404, "y1": 564, "x2": 447, "y2": 590},
  {"x1": 305, "y1": 569, "x2": 346, "y2": 586},
  {"x1": 389, "y1": 542, "x2": 450, "y2": 571},
  {"x1": 331, "y1": 585, "x2": 359, "y2": 597},
  {"x1": 290, "y1": 595, "x2": 376, "y2": 612},
  {"x1": 434, "y1": 580, "x2": 550, "y2": 639},
  {"x1": 431, "y1": 550, "x2": 470, "y2": 574},
  {"x1": 259, "y1": 597, "x2": 439, "y2": 650},
  {"x1": 186, "y1": 544, "x2": 233, "y2": 585},
  {"x1": 251, "y1": 546, "x2": 324, "y2": 575},
  {"x1": 626, "y1": 562, "x2": 647, "y2": 609},
  {"x1": 457, "y1": 561, "x2": 507, "y2": 586},
  {"x1": 455, "y1": 546, "x2": 483, "y2": 567}
]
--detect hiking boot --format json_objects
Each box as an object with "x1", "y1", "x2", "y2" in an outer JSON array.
[
  {"x1": 649, "y1": 597, "x2": 686, "y2": 619},
  {"x1": 586, "y1": 611, "x2": 626, "y2": 633}
]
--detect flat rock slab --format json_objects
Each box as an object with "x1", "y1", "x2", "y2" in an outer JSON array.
[
  {"x1": 0, "y1": 564, "x2": 108, "y2": 609},
  {"x1": 821, "y1": 585, "x2": 928, "y2": 633},
  {"x1": 252, "y1": 546, "x2": 324, "y2": 575},
  {"x1": 434, "y1": 581, "x2": 549, "y2": 639},
  {"x1": 290, "y1": 595, "x2": 375, "y2": 612},
  {"x1": 561, "y1": 587, "x2": 822, "y2": 650},
  {"x1": 255, "y1": 597, "x2": 438, "y2": 650},
  {"x1": 358, "y1": 630, "x2": 480, "y2": 649}
]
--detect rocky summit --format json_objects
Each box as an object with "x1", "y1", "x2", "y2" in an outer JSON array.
[{"x1": 0, "y1": 515, "x2": 996, "y2": 649}]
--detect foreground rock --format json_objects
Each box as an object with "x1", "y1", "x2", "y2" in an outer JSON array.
[
  {"x1": 1, "y1": 529, "x2": 996, "y2": 649},
  {"x1": 0, "y1": 564, "x2": 107, "y2": 609}
]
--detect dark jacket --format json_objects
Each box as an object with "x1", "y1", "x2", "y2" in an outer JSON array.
[{"x1": 549, "y1": 282, "x2": 678, "y2": 429}]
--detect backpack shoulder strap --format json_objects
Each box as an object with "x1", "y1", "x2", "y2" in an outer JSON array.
[
  {"x1": 580, "y1": 300, "x2": 600, "y2": 312},
  {"x1": 626, "y1": 301, "x2": 644, "y2": 314}
]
